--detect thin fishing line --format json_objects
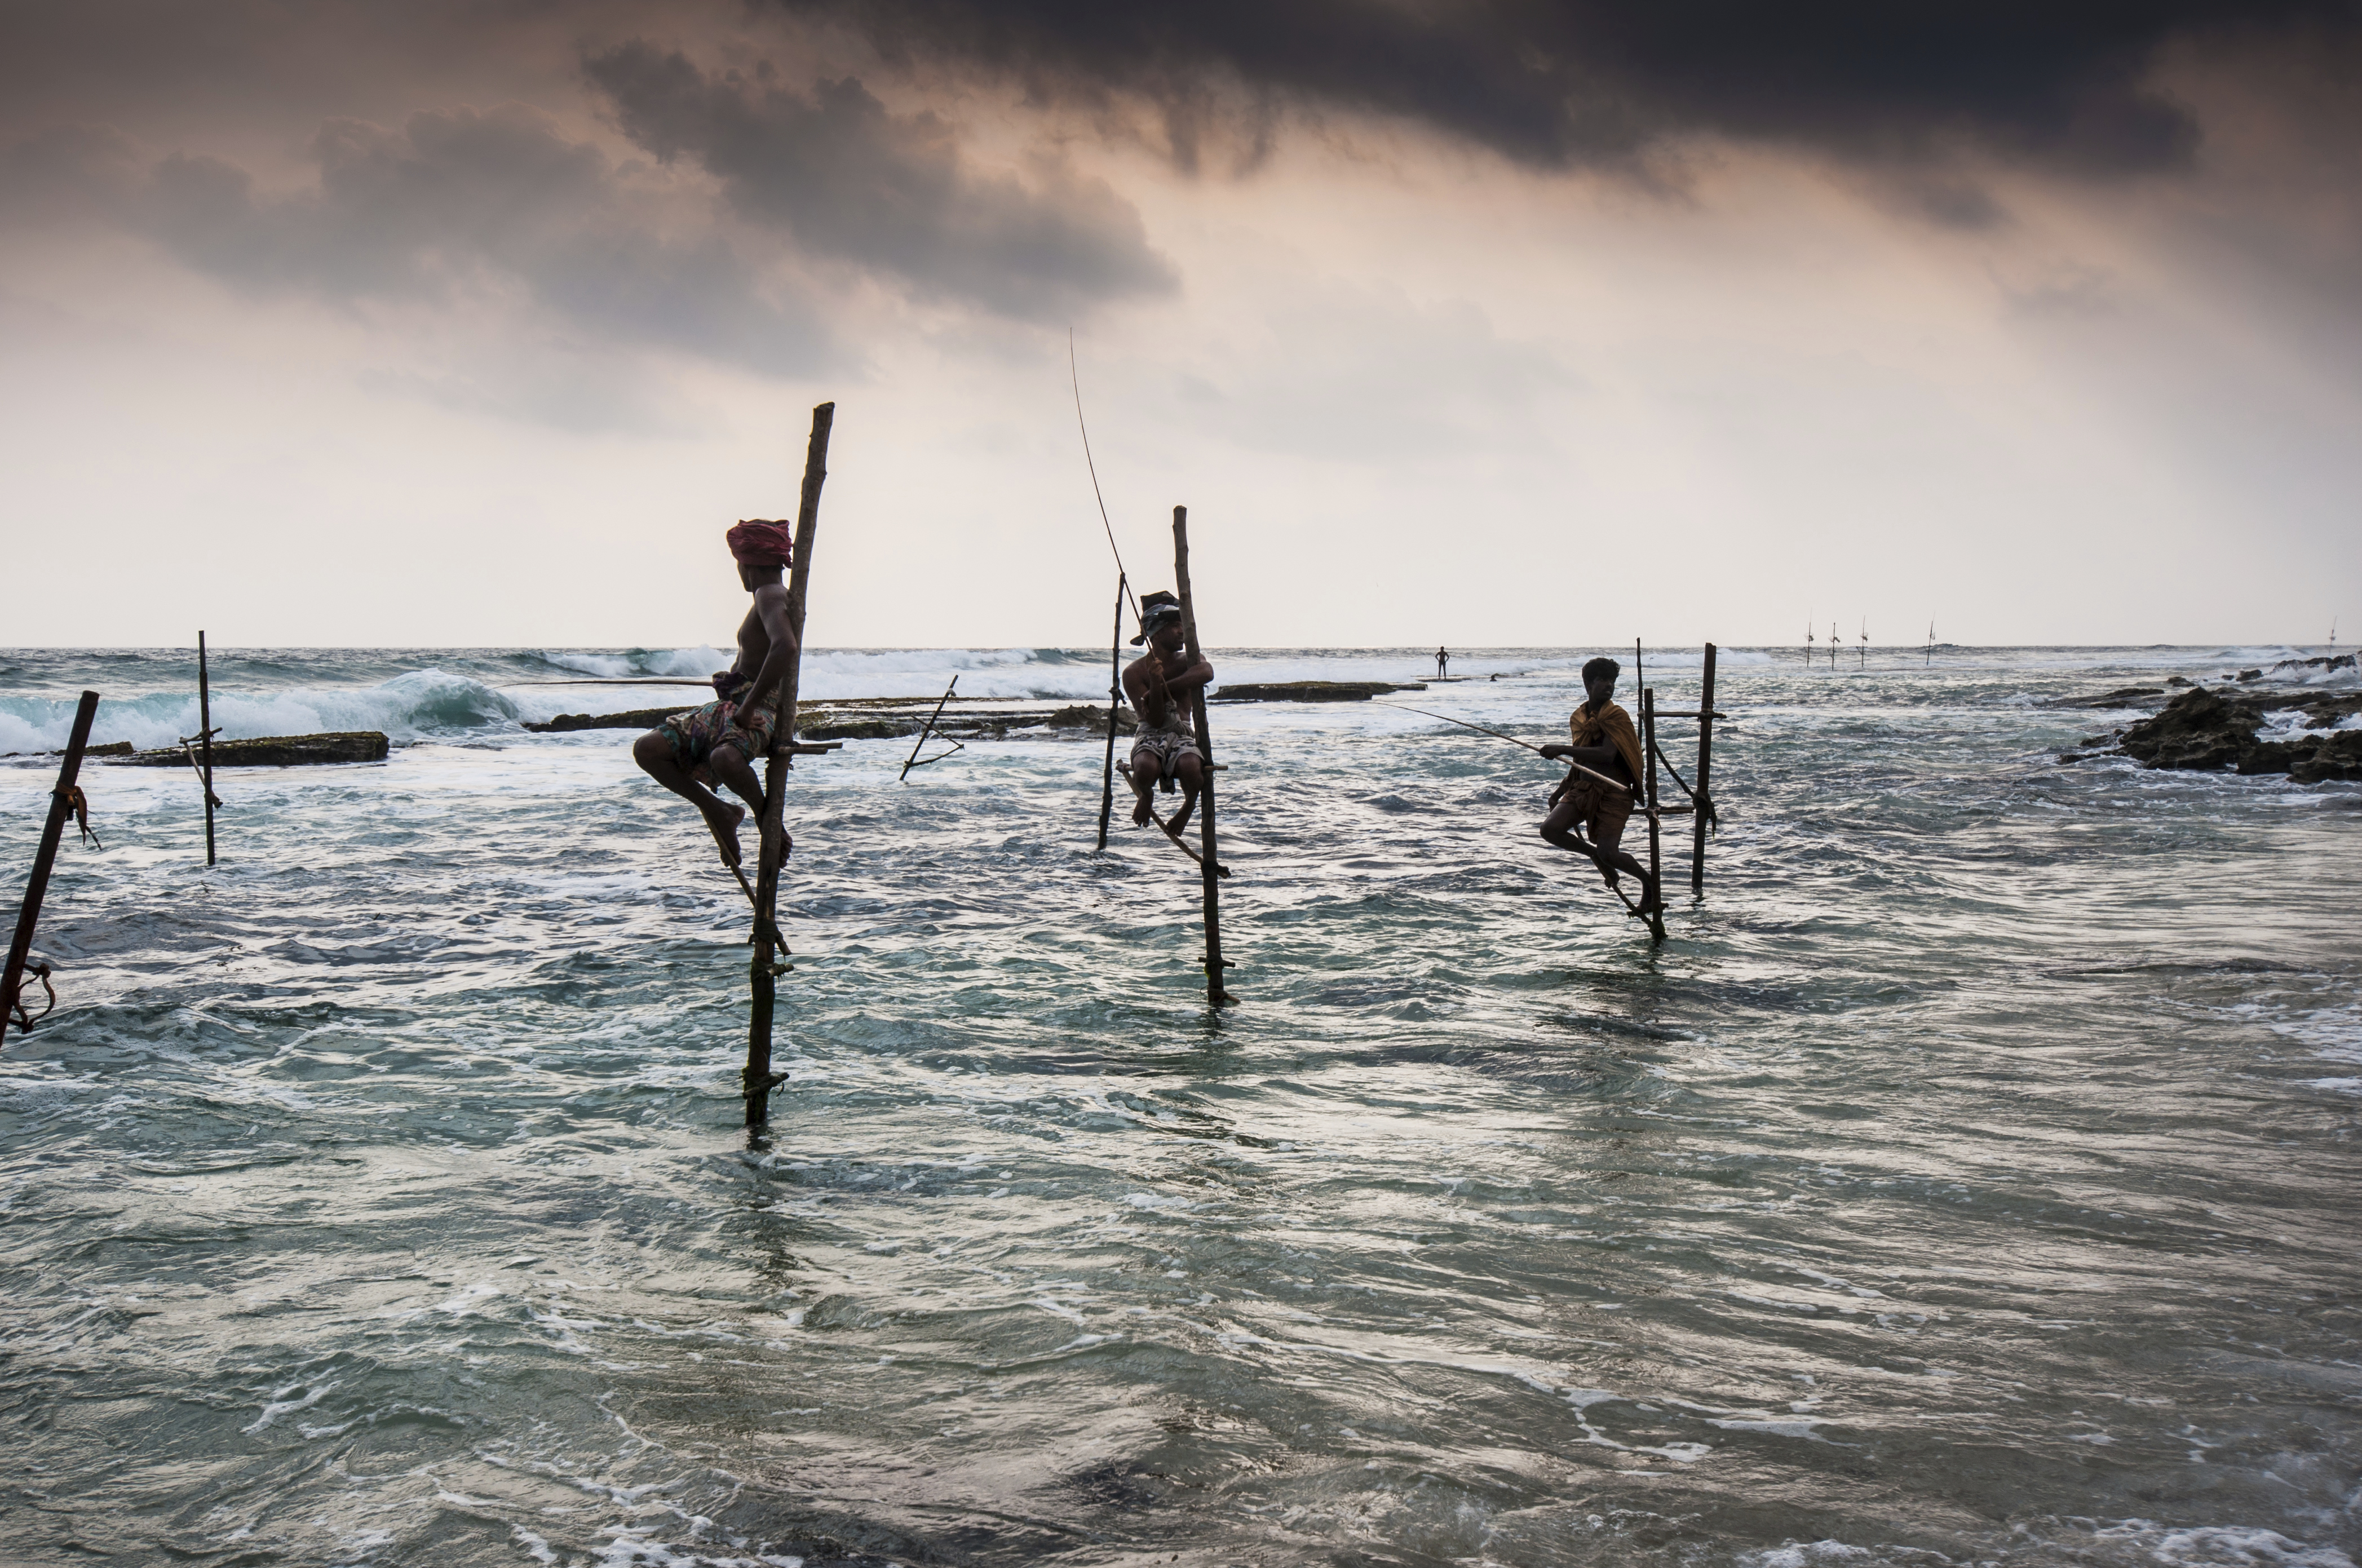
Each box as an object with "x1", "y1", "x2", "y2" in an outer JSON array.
[
  {"x1": 1373, "y1": 701, "x2": 1552, "y2": 759},
  {"x1": 1070, "y1": 330, "x2": 1140, "y2": 623}
]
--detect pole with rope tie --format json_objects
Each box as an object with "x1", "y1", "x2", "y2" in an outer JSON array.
[
  {"x1": 4, "y1": 691, "x2": 100, "y2": 1041},
  {"x1": 745, "y1": 401, "x2": 833, "y2": 1132},
  {"x1": 1170, "y1": 507, "x2": 1233, "y2": 1006}
]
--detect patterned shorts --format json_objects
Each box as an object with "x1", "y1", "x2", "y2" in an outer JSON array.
[
  {"x1": 657, "y1": 696, "x2": 779, "y2": 770},
  {"x1": 1131, "y1": 727, "x2": 1201, "y2": 787}
]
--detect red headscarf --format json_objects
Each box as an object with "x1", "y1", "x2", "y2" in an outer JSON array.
[{"x1": 726, "y1": 519, "x2": 794, "y2": 568}]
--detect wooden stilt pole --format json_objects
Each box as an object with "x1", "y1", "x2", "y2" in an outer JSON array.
[
  {"x1": 1642, "y1": 686, "x2": 1665, "y2": 945},
  {"x1": 745, "y1": 401, "x2": 833, "y2": 1131},
  {"x1": 1691, "y1": 642, "x2": 1717, "y2": 896},
  {"x1": 1096, "y1": 571, "x2": 1125, "y2": 852},
  {"x1": 3, "y1": 691, "x2": 100, "y2": 1040},
  {"x1": 1170, "y1": 507, "x2": 1233, "y2": 1006},
  {"x1": 198, "y1": 632, "x2": 216, "y2": 867}
]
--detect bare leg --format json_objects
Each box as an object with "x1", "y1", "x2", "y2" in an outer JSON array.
[
  {"x1": 707, "y1": 744, "x2": 786, "y2": 864},
  {"x1": 634, "y1": 730, "x2": 746, "y2": 867},
  {"x1": 1541, "y1": 796, "x2": 1659, "y2": 911},
  {"x1": 1127, "y1": 746, "x2": 1160, "y2": 825},
  {"x1": 1166, "y1": 752, "x2": 1205, "y2": 835}
]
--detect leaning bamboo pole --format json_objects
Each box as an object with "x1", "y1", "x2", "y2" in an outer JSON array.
[
  {"x1": 1096, "y1": 571, "x2": 1125, "y2": 851},
  {"x1": 1170, "y1": 507, "x2": 1233, "y2": 1006},
  {"x1": 3, "y1": 691, "x2": 100, "y2": 1040},
  {"x1": 745, "y1": 401, "x2": 833, "y2": 1130}
]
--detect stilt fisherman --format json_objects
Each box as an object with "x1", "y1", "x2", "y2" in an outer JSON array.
[
  {"x1": 631, "y1": 520, "x2": 799, "y2": 869},
  {"x1": 1123, "y1": 590, "x2": 1215, "y2": 833},
  {"x1": 1538, "y1": 656, "x2": 1662, "y2": 915}
]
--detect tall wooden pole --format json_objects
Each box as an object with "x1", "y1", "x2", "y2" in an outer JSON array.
[
  {"x1": 1096, "y1": 571, "x2": 1125, "y2": 851},
  {"x1": 1642, "y1": 686, "x2": 1665, "y2": 945},
  {"x1": 1691, "y1": 643, "x2": 1717, "y2": 896},
  {"x1": 198, "y1": 632, "x2": 216, "y2": 867},
  {"x1": 1170, "y1": 508, "x2": 1233, "y2": 1006},
  {"x1": 745, "y1": 401, "x2": 833, "y2": 1130},
  {"x1": 3, "y1": 691, "x2": 99, "y2": 1039}
]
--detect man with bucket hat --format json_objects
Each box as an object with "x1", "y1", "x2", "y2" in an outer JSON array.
[{"x1": 1121, "y1": 590, "x2": 1215, "y2": 833}]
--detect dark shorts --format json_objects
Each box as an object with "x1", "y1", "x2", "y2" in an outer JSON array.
[
  {"x1": 657, "y1": 696, "x2": 778, "y2": 770},
  {"x1": 1566, "y1": 781, "x2": 1633, "y2": 853}
]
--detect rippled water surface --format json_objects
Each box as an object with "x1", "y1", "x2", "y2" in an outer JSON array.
[{"x1": 2, "y1": 644, "x2": 2357, "y2": 1568}]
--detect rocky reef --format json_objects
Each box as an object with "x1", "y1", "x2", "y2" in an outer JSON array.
[
  {"x1": 1209, "y1": 680, "x2": 1424, "y2": 702},
  {"x1": 2065, "y1": 684, "x2": 2362, "y2": 782},
  {"x1": 111, "y1": 732, "x2": 390, "y2": 768}
]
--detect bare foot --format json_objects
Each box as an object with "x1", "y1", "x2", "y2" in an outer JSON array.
[
  {"x1": 1634, "y1": 875, "x2": 1664, "y2": 915},
  {"x1": 702, "y1": 800, "x2": 746, "y2": 867},
  {"x1": 1131, "y1": 794, "x2": 1154, "y2": 826}
]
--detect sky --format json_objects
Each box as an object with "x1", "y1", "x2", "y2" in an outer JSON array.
[{"x1": 3, "y1": 0, "x2": 2357, "y2": 650}]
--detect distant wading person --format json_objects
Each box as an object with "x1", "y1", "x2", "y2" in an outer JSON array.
[
  {"x1": 1124, "y1": 591, "x2": 1215, "y2": 832},
  {"x1": 1436, "y1": 646, "x2": 1451, "y2": 678},
  {"x1": 1539, "y1": 656, "x2": 1661, "y2": 914},
  {"x1": 632, "y1": 521, "x2": 799, "y2": 870}
]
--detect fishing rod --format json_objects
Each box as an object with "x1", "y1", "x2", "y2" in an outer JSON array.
[
  {"x1": 1070, "y1": 330, "x2": 1139, "y2": 624},
  {"x1": 1374, "y1": 702, "x2": 1633, "y2": 797}
]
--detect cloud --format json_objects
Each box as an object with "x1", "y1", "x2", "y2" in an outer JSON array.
[
  {"x1": 3, "y1": 103, "x2": 830, "y2": 379},
  {"x1": 582, "y1": 41, "x2": 1176, "y2": 319},
  {"x1": 768, "y1": 0, "x2": 2351, "y2": 180}
]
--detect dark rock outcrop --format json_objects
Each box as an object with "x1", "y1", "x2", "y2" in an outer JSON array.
[
  {"x1": 2108, "y1": 687, "x2": 2362, "y2": 782},
  {"x1": 526, "y1": 707, "x2": 681, "y2": 733},
  {"x1": 1210, "y1": 680, "x2": 1425, "y2": 703},
  {"x1": 2046, "y1": 686, "x2": 2165, "y2": 709},
  {"x1": 112, "y1": 732, "x2": 389, "y2": 767}
]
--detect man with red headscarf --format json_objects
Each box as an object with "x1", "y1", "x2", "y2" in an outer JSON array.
[{"x1": 632, "y1": 520, "x2": 799, "y2": 869}]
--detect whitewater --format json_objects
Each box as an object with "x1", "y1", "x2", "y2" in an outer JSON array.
[{"x1": 1, "y1": 643, "x2": 2357, "y2": 1568}]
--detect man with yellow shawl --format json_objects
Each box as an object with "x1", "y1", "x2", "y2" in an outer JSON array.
[{"x1": 1539, "y1": 656, "x2": 1661, "y2": 915}]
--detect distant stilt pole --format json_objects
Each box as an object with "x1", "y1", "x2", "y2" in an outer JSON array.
[
  {"x1": 1096, "y1": 571, "x2": 1125, "y2": 851},
  {"x1": 1691, "y1": 642, "x2": 1716, "y2": 897},
  {"x1": 1171, "y1": 507, "x2": 1233, "y2": 1007},
  {"x1": 900, "y1": 676, "x2": 958, "y2": 782},
  {"x1": 198, "y1": 632, "x2": 216, "y2": 866},
  {"x1": 746, "y1": 400, "x2": 833, "y2": 1131},
  {"x1": 3, "y1": 691, "x2": 100, "y2": 1040},
  {"x1": 1634, "y1": 636, "x2": 1643, "y2": 694}
]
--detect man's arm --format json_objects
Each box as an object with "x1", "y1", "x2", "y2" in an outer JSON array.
[
  {"x1": 1162, "y1": 657, "x2": 1215, "y2": 693},
  {"x1": 736, "y1": 584, "x2": 801, "y2": 722}
]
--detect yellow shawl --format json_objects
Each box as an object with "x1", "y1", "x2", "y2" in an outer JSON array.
[{"x1": 1571, "y1": 700, "x2": 1646, "y2": 790}]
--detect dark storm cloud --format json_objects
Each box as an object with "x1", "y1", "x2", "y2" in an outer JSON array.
[
  {"x1": 582, "y1": 43, "x2": 1177, "y2": 319},
  {"x1": 2, "y1": 104, "x2": 829, "y2": 377},
  {"x1": 772, "y1": 0, "x2": 2351, "y2": 178}
]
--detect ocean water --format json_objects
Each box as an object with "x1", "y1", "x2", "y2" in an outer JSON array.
[{"x1": 1, "y1": 643, "x2": 2357, "y2": 1568}]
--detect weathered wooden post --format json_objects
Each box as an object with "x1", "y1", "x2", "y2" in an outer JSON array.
[
  {"x1": 198, "y1": 631, "x2": 217, "y2": 866},
  {"x1": 1691, "y1": 642, "x2": 1717, "y2": 896},
  {"x1": 1096, "y1": 572, "x2": 1126, "y2": 851},
  {"x1": 745, "y1": 401, "x2": 833, "y2": 1130},
  {"x1": 1170, "y1": 507, "x2": 1233, "y2": 1006},
  {"x1": 3, "y1": 691, "x2": 100, "y2": 1039},
  {"x1": 1641, "y1": 686, "x2": 1666, "y2": 945}
]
